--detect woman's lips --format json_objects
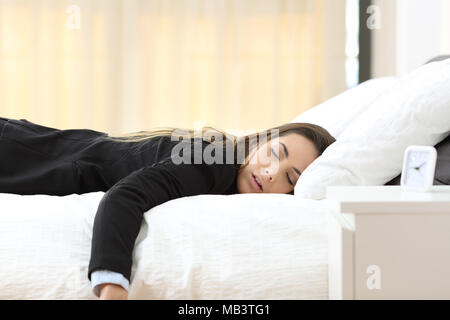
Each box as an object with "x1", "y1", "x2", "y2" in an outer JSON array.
[{"x1": 251, "y1": 173, "x2": 263, "y2": 192}]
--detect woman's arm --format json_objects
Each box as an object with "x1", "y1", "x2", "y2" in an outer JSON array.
[
  {"x1": 88, "y1": 161, "x2": 214, "y2": 283},
  {"x1": 87, "y1": 152, "x2": 236, "y2": 298}
]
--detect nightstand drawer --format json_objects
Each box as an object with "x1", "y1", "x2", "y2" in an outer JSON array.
[
  {"x1": 327, "y1": 186, "x2": 450, "y2": 300},
  {"x1": 353, "y1": 213, "x2": 450, "y2": 299}
]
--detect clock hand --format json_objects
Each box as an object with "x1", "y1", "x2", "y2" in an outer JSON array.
[{"x1": 413, "y1": 161, "x2": 426, "y2": 170}]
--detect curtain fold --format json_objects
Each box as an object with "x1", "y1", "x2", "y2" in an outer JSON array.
[{"x1": 0, "y1": 0, "x2": 345, "y2": 135}]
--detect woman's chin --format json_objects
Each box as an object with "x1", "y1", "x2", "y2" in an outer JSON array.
[{"x1": 236, "y1": 182, "x2": 251, "y2": 194}]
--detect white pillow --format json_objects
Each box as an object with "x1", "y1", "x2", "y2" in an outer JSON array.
[
  {"x1": 291, "y1": 76, "x2": 397, "y2": 138},
  {"x1": 295, "y1": 58, "x2": 450, "y2": 200}
]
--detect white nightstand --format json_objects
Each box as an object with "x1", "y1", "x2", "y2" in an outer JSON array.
[{"x1": 326, "y1": 185, "x2": 450, "y2": 300}]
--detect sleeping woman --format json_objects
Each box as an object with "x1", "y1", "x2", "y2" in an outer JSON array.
[{"x1": 0, "y1": 116, "x2": 335, "y2": 299}]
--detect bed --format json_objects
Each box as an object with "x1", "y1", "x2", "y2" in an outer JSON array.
[
  {"x1": 1, "y1": 55, "x2": 449, "y2": 300},
  {"x1": 0, "y1": 192, "x2": 333, "y2": 300}
]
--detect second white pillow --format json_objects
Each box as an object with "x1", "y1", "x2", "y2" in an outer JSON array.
[
  {"x1": 291, "y1": 77, "x2": 397, "y2": 138},
  {"x1": 294, "y1": 58, "x2": 450, "y2": 200}
]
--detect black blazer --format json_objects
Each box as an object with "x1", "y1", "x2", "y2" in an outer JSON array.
[{"x1": 0, "y1": 117, "x2": 239, "y2": 283}]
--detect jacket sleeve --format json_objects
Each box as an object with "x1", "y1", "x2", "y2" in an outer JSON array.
[{"x1": 87, "y1": 159, "x2": 230, "y2": 283}]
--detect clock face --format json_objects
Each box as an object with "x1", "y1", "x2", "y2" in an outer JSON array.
[
  {"x1": 405, "y1": 151, "x2": 428, "y2": 188},
  {"x1": 401, "y1": 146, "x2": 437, "y2": 191}
]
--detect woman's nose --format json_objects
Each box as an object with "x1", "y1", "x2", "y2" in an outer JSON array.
[
  {"x1": 264, "y1": 159, "x2": 286, "y2": 182},
  {"x1": 264, "y1": 168, "x2": 273, "y2": 181}
]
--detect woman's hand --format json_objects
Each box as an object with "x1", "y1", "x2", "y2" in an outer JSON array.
[{"x1": 99, "y1": 283, "x2": 129, "y2": 300}]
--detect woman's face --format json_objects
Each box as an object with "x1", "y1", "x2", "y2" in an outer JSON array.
[{"x1": 236, "y1": 133, "x2": 318, "y2": 194}]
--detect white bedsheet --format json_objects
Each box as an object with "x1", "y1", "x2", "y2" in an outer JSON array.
[{"x1": 0, "y1": 192, "x2": 334, "y2": 300}]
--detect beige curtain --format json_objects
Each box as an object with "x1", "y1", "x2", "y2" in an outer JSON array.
[{"x1": 0, "y1": 0, "x2": 345, "y2": 135}]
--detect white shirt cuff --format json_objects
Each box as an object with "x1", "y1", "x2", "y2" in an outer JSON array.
[{"x1": 90, "y1": 269, "x2": 130, "y2": 298}]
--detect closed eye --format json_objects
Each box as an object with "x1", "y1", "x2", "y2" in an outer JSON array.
[
  {"x1": 286, "y1": 172, "x2": 293, "y2": 186},
  {"x1": 271, "y1": 147, "x2": 279, "y2": 159},
  {"x1": 272, "y1": 147, "x2": 293, "y2": 185}
]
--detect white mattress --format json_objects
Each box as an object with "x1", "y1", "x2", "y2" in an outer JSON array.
[{"x1": 0, "y1": 192, "x2": 335, "y2": 299}]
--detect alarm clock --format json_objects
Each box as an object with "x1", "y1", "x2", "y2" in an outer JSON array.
[{"x1": 400, "y1": 145, "x2": 437, "y2": 191}]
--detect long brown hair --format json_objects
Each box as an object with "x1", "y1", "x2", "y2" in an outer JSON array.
[{"x1": 107, "y1": 122, "x2": 336, "y2": 174}]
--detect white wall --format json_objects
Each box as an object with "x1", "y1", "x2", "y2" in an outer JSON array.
[
  {"x1": 371, "y1": 0, "x2": 450, "y2": 77},
  {"x1": 442, "y1": 0, "x2": 450, "y2": 53}
]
